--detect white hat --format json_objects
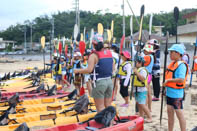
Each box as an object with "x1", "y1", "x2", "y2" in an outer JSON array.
[
  {"x1": 74, "y1": 52, "x2": 82, "y2": 57},
  {"x1": 143, "y1": 44, "x2": 154, "y2": 53}
]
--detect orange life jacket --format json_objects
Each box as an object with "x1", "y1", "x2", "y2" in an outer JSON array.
[
  {"x1": 144, "y1": 55, "x2": 151, "y2": 66},
  {"x1": 165, "y1": 61, "x2": 188, "y2": 89},
  {"x1": 194, "y1": 56, "x2": 197, "y2": 71}
]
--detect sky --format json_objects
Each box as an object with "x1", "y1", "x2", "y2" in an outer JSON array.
[{"x1": 0, "y1": 0, "x2": 196, "y2": 31}]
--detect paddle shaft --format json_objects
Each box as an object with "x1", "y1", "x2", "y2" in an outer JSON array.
[{"x1": 160, "y1": 32, "x2": 169, "y2": 125}]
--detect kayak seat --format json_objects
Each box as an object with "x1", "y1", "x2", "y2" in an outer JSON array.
[{"x1": 47, "y1": 105, "x2": 62, "y2": 111}]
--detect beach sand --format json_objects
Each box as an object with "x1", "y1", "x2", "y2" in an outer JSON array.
[{"x1": 0, "y1": 55, "x2": 197, "y2": 131}]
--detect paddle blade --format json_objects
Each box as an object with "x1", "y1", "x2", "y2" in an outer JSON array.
[
  {"x1": 80, "y1": 86, "x2": 85, "y2": 96},
  {"x1": 80, "y1": 33, "x2": 84, "y2": 41},
  {"x1": 74, "y1": 24, "x2": 79, "y2": 40},
  {"x1": 149, "y1": 14, "x2": 153, "y2": 36},
  {"x1": 58, "y1": 42, "x2": 62, "y2": 55},
  {"x1": 65, "y1": 45, "x2": 68, "y2": 56},
  {"x1": 79, "y1": 41, "x2": 86, "y2": 55},
  {"x1": 107, "y1": 30, "x2": 112, "y2": 42},
  {"x1": 41, "y1": 36, "x2": 46, "y2": 49},
  {"x1": 98, "y1": 23, "x2": 104, "y2": 35},
  {"x1": 174, "y1": 7, "x2": 179, "y2": 23},
  {"x1": 111, "y1": 20, "x2": 114, "y2": 38},
  {"x1": 130, "y1": 16, "x2": 133, "y2": 36},
  {"x1": 120, "y1": 35, "x2": 125, "y2": 54},
  {"x1": 140, "y1": 5, "x2": 145, "y2": 18}
]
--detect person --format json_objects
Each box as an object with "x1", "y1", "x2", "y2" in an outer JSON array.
[
  {"x1": 143, "y1": 44, "x2": 154, "y2": 112},
  {"x1": 60, "y1": 55, "x2": 70, "y2": 89},
  {"x1": 148, "y1": 39, "x2": 161, "y2": 101},
  {"x1": 163, "y1": 44, "x2": 188, "y2": 131},
  {"x1": 52, "y1": 57, "x2": 62, "y2": 84},
  {"x1": 72, "y1": 52, "x2": 82, "y2": 95},
  {"x1": 81, "y1": 51, "x2": 92, "y2": 96},
  {"x1": 111, "y1": 44, "x2": 120, "y2": 101},
  {"x1": 133, "y1": 55, "x2": 152, "y2": 123},
  {"x1": 118, "y1": 51, "x2": 132, "y2": 107},
  {"x1": 74, "y1": 33, "x2": 113, "y2": 112}
]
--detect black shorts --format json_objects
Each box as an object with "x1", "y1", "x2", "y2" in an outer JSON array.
[{"x1": 167, "y1": 96, "x2": 183, "y2": 109}]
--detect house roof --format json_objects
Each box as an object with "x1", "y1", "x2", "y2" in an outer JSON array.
[
  {"x1": 126, "y1": 30, "x2": 166, "y2": 43},
  {"x1": 182, "y1": 11, "x2": 197, "y2": 19}
]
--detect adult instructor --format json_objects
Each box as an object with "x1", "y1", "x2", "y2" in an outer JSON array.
[{"x1": 74, "y1": 33, "x2": 113, "y2": 112}]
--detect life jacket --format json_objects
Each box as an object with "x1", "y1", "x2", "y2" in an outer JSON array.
[
  {"x1": 194, "y1": 56, "x2": 197, "y2": 71},
  {"x1": 52, "y1": 64, "x2": 62, "y2": 75},
  {"x1": 131, "y1": 67, "x2": 148, "y2": 87},
  {"x1": 118, "y1": 61, "x2": 132, "y2": 76},
  {"x1": 165, "y1": 61, "x2": 188, "y2": 89},
  {"x1": 144, "y1": 54, "x2": 154, "y2": 73},
  {"x1": 91, "y1": 49, "x2": 113, "y2": 80}
]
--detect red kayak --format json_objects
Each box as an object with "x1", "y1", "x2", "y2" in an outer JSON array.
[{"x1": 38, "y1": 115, "x2": 144, "y2": 131}]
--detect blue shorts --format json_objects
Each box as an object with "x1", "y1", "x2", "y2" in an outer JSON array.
[
  {"x1": 53, "y1": 75, "x2": 62, "y2": 81},
  {"x1": 134, "y1": 91, "x2": 147, "y2": 104}
]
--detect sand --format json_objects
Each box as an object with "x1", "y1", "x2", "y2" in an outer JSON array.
[{"x1": 0, "y1": 54, "x2": 197, "y2": 131}]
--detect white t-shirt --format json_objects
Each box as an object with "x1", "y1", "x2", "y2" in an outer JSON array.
[{"x1": 133, "y1": 68, "x2": 148, "y2": 92}]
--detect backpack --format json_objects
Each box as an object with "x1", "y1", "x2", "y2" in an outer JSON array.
[
  {"x1": 61, "y1": 94, "x2": 89, "y2": 115},
  {"x1": 73, "y1": 94, "x2": 89, "y2": 114},
  {"x1": 94, "y1": 106, "x2": 116, "y2": 127}
]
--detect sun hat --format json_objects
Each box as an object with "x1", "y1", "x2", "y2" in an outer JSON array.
[
  {"x1": 147, "y1": 39, "x2": 159, "y2": 46},
  {"x1": 168, "y1": 44, "x2": 185, "y2": 55},
  {"x1": 92, "y1": 33, "x2": 104, "y2": 45},
  {"x1": 122, "y1": 51, "x2": 131, "y2": 59},
  {"x1": 143, "y1": 44, "x2": 154, "y2": 53},
  {"x1": 74, "y1": 52, "x2": 82, "y2": 57}
]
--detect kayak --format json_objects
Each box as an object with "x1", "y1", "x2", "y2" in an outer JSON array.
[
  {"x1": 8, "y1": 106, "x2": 97, "y2": 123},
  {"x1": 0, "y1": 89, "x2": 67, "y2": 102},
  {"x1": 1, "y1": 111, "x2": 97, "y2": 131},
  {"x1": 38, "y1": 115, "x2": 144, "y2": 131}
]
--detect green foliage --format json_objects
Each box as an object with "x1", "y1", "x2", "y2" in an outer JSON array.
[{"x1": 0, "y1": 8, "x2": 196, "y2": 45}]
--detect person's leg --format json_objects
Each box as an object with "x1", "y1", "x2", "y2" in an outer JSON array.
[
  {"x1": 139, "y1": 104, "x2": 152, "y2": 122},
  {"x1": 167, "y1": 105, "x2": 175, "y2": 131},
  {"x1": 175, "y1": 109, "x2": 186, "y2": 131},
  {"x1": 94, "y1": 98, "x2": 105, "y2": 112},
  {"x1": 152, "y1": 75, "x2": 157, "y2": 98},
  {"x1": 154, "y1": 77, "x2": 161, "y2": 98},
  {"x1": 147, "y1": 83, "x2": 152, "y2": 111},
  {"x1": 86, "y1": 81, "x2": 92, "y2": 96}
]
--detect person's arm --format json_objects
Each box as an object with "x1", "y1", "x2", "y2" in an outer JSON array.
[{"x1": 74, "y1": 54, "x2": 98, "y2": 74}]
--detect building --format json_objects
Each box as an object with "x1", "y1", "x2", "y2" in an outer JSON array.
[
  {"x1": 169, "y1": 11, "x2": 197, "y2": 44},
  {"x1": 0, "y1": 38, "x2": 16, "y2": 51}
]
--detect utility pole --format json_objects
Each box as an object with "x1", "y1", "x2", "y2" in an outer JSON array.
[
  {"x1": 122, "y1": 0, "x2": 126, "y2": 48},
  {"x1": 30, "y1": 23, "x2": 33, "y2": 50},
  {"x1": 51, "y1": 18, "x2": 54, "y2": 55},
  {"x1": 24, "y1": 25, "x2": 27, "y2": 54}
]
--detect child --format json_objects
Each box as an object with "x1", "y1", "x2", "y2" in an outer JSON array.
[
  {"x1": 133, "y1": 55, "x2": 152, "y2": 123},
  {"x1": 143, "y1": 44, "x2": 154, "y2": 111},
  {"x1": 118, "y1": 51, "x2": 132, "y2": 107},
  {"x1": 60, "y1": 55, "x2": 70, "y2": 89}
]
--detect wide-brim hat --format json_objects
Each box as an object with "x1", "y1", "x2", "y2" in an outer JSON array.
[
  {"x1": 74, "y1": 52, "x2": 82, "y2": 57},
  {"x1": 122, "y1": 51, "x2": 131, "y2": 59},
  {"x1": 168, "y1": 44, "x2": 184, "y2": 55},
  {"x1": 143, "y1": 44, "x2": 154, "y2": 53}
]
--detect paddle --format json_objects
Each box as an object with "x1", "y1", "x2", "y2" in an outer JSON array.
[
  {"x1": 89, "y1": 28, "x2": 94, "y2": 49},
  {"x1": 111, "y1": 20, "x2": 114, "y2": 43},
  {"x1": 41, "y1": 36, "x2": 46, "y2": 77},
  {"x1": 174, "y1": 7, "x2": 179, "y2": 43},
  {"x1": 112, "y1": 35, "x2": 125, "y2": 100},
  {"x1": 160, "y1": 31, "x2": 169, "y2": 125},
  {"x1": 58, "y1": 41, "x2": 62, "y2": 56},
  {"x1": 107, "y1": 30, "x2": 112, "y2": 43},
  {"x1": 98, "y1": 23, "x2": 104, "y2": 35},
  {"x1": 65, "y1": 45, "x2": 68, "y2": 57},
  {"x1": 79, "y1": 41, "x2": 86, "y2": 96},
  {"x1": 130, "y1": 5, "x2": 145, "y2": 100},
  {"x1": 149, "y1": 14, "x2": 153, "y2": 40}
]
